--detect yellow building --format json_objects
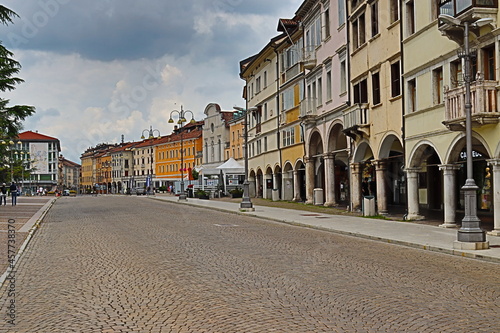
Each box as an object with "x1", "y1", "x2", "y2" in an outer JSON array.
[{"x1": 403, "y1": 1, "x2": 500, "y2": 234}]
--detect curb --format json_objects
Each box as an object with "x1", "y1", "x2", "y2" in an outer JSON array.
[{"x1": 155, "y1": 197, "x2": 500, "y2": 264}]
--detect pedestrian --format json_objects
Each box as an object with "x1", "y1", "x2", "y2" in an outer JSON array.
[
  {"x1": 9, "y1": 182, "x2": 17, "y2": 206},
  {"x1": 0, "y1": 183, "x2": 7, "y2": 205},
  {"x1": 362, "y1": 178, "x2": 369, "y2": 197}
]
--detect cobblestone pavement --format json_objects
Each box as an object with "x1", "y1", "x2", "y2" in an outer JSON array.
[{"x1": 0, "y1": 196, "x2": 499, "y2": 332}]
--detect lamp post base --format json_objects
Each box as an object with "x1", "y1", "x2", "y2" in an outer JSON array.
[
  {"x1": 178, "y1": 193, "x2": 187, "y2": 201},
  {"x1": 453, "y1": 240, "x2": 489, "y2": 250},
  {"x1": 239, "y1": 197, "x2": 254, "y2": 211},
  {"x1": 457, "y1": 179, "x2": 487, "y2": 246}
]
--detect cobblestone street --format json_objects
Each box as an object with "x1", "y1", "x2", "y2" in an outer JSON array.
[{"x1": 1, "y1": 196, "x2": 499, "y2": 332}]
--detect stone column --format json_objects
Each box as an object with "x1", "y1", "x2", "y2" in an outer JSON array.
[
  {"x1": 439, "y1": 164, "x2": 460, "y2": 227},
  {"x1": 273, "y1": 173, "x2": 280, "y2": 201},
  {"x1": 405, "y1": 167, "x2": 424, "y2": 220},
  {"x1": 305, "y1": 157, "x2": 315, "y2": 204},
  {"x1": 374, "y1": 160, "x2": 388, "y2": 215},
  {"x1": 488, "y1": 159, "x2": 500, "y2": 236},
  {"x1": 293, "y1": 170, "x2": 301, "y2": 202},
  {"x1": 350, "y1": 163, "x2": 362, "y2": 211},
  {"x1": 256, "y1": 176, "x2": 261, "y2": 198},
  {"x1": 324, "y1": 153, "x2": 336, "y2": 206}
]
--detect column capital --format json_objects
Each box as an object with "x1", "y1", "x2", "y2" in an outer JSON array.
[
  {"x1": 373, "y1": 159, "x2": 387, "y2": 170},
  {"x1": 405, "y1": 167, "x2": 422, "y2": 174},
  {"x1": 304, "y1": 156, "x2": 315, "y2": 163},
  {"x1": 487, "y1": 158, "x2": 500, "y2": 168},
  {"x1": 323, "y1": 153, "x2": 335, "y2": 160},
  {"x1": 350, "y1": 162, "x2": 362, "y2": 173}
]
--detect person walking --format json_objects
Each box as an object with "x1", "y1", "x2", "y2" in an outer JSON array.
[
  {"x1": 9, "y1": 182, "x2": 18, "y2": 206},
  {"x1": 0, "y1": 183, "x2": 7, "y2": 205}
]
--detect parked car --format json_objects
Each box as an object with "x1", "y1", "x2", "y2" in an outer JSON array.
[
  {"x1": 135, "y1": 187, "x2": 146, "y2": 195},
  {"x1": 63, "y1": 190, "x2": 70, "y2": 196}
]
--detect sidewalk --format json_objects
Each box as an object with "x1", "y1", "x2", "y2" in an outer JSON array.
[
  {"x1": 152, "y1": 194, "x2": 500, "y2": 264},
  {"x1": 0, "y1": 196, "x2": 55, "y2": 286}
]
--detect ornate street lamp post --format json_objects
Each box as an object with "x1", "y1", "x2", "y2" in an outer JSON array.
[
  {"x1": 169, "y1": 106, "x2": 195, "y2": 201},
  {"x1": 439, "y1": 14, "x2": 492, "y2": 249},
  {"x1": 234, "y1": 106, "x2": 257, "y2": 211},
  {"x1": 1, "y1": 140, "x2": 21, "y2": 182},
  {"x1": 141, "y1": 126, "x2": 160, "y2": 195}
]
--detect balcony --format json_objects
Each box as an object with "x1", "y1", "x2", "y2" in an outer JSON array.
[
  {"x1": 302, "y1": 45, "x2": 317, "y2": 70},
  {"x1": 300, "y1": 98, "x2": 317, "y2": 118},
  {"x1": 438, "y1": 0, "x2": 497, "y2": 44},
  {"x1": 443, "y1": 79, "x2": 500, "y2": 130},
  {"x1": 342, "y1": 103, "x2": 370, "y2": 139}
]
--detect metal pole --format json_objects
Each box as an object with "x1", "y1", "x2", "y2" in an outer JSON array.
[
  {"x1": 457, "y1": 21, "x2": 486, "y2": 243},
  {"x1": 240, "y1": 109, "x2": 253, "y2": 210}
]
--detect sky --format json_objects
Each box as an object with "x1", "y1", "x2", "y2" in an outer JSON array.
[{"x1": 0, "y1": 0, "x2": 303, "y2": 163}]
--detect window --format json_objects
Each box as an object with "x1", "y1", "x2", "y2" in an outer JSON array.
[
  {"x1": 483, "y1": 45, "x2": 495, "y2": 80},
  {"x1": 372, "y1": 72, "x2": 380, "y2": 105},
  {"x1": 432, "y1": 67, "x2": 443, "y2": 104},
  {"x1": 450, "y1": 59, "x2": 462, "y2": 88},
  {"x1": 263, "y1": 103, "x2": 268, "y2": 121},
  {"x1": 408, "y1": 78, "x2": 417, "y2": 112},
  {"x1": 406, "y1": 1, "x2": 415, "y2": 36},
  {"x1": 317, "y1": 78, "x2": 323, "y2": 106},
  {"x1": 340, "y1": 60, "x2": 347, "y2": 93},
  {"x1": 256, "y1": 77, "x2": 261, "y2": 93},
  {"x1": 324, "y1": 8, "x2": 330, "y2": 39},
  {"x1": 391, "y1": 61, "x2": 401, "y2": 97},
  {"x1": 263, "y1": 71, "x2": 267, "y2": 88},
  {"x1": 353, "y1": 79, "x2": 368, "y2": 104},
  {"x1": 371, "y1": 1, "x2": 379, "y2": 37},
  {"x1": 338, "y1": 0, "x2": 345, "y2": 26},
  {"x1": 326, "y1": 70, "x2": 332, "y2": 101},
  {"x1": 390, "y1": 0, "x2": 399, "y2": 23},
  {"x1": 352, "y1": 13, "x2": 365, "y2": 49}
]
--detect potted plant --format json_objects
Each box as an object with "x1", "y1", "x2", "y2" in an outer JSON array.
[
  {"x1": 229, "y1": 187, "x2": 244, "y2": 198},
  {"x1": 195, "y1": 189, "x2": 210, "y2": 199}
]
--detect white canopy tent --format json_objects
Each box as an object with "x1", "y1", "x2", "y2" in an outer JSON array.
[{"x1": 216, "y1": 158, "x2": 245, "y2": 194}]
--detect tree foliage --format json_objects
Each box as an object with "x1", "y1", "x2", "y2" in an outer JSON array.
[{"x1": 0, "y1": 5, "x2": 35, "y2": 139}]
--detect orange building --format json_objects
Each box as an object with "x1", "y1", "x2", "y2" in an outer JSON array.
[{"x1": 156, "y1": 121, "x2": 203, "y2": 187}]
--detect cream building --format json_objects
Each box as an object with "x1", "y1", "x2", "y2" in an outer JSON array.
[
  {"x1": 240, "y1": 35, "x2": 282, "y2": 199},
  {"x1": 344, "y1": 0, "x2": 404, "y2": 214},
  {"x1": 403, "y1": 0, "x2": 500, "y2": 234}
]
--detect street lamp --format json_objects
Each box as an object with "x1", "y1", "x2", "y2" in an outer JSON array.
[
  {"x1": 234, "y1": 106, "x2": 257, "y2": 211},
  {"x1": 1, "y1": 140, "x2": 21, "y2": 182},
  {"x1": 169, "y1": 106, "x2": 195, "y2": 201},
  {"x1": 438, "y1": 14, "x2": 493, "y2": 248},
  {"x1": 141, "y1": 126, "x2": 160, "y2": 195}
]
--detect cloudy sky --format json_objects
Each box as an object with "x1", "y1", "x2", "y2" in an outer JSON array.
[{"x1": 0, "y1": 0, "x2": 302, "y2": 163}]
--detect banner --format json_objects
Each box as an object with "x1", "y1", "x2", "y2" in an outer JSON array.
[{"x1": 29, "y1": 142, "x2": 49, "y2": 174}]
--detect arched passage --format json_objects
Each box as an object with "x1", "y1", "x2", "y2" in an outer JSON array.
[{"x1": 306, "y1": 131, "x2": 324, "y2": 204}]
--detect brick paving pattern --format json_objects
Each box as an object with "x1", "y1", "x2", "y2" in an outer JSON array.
[{"x1": 0, "y1": 196, "x2": 499, "y2": 332}]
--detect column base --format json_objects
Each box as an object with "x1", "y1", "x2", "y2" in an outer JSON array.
[
  {"x1": 324, "y1": 201, "x2": 337, "y2": 207},
  {"x1": 453, "y1": 241, "x2": 489, "y2": 250},
  {"x1": 439, "y1": 222, "x2": 458, "y2": 228},
  {"x1": 406, "y1": 214, "x2": 425, "y2": 221},
  {"x1": 178, "y1": 194, "x2": 187, "y2": 201},
  {"x1": 487, "y1": 229, "x2": 500, "y2": 236}
]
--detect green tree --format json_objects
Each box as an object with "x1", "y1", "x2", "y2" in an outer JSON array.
[{"x1": 0, "y1": 5, "x2": 35, "y2": 137}]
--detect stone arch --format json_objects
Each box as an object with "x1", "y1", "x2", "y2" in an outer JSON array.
[
  {"x1": 445, "y1": 132, "x2": 491, "y2": 164},
  {"x1": 408, "y1": 140, "x2": 444, "y2": 168},
  {"x1": 378, "y1": 132, "x2": 403, "y2": 159},
  {"x1": 352, "y1": 141, "x2": 373, "y2": 163}
]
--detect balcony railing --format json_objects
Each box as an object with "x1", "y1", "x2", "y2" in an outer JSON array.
[
  {"x1": 443, "y1": 79, "x2": 500, "y2": 130},
  {"x1": 342, "y1": 103, "x2": 370, "y2": 139},
  {"x1": 302, "y1": 45, "x2": 317, "y2": 70},
  {"x1": 300, "y1": 98, "x2": 318, "y2": 117},
  {"x1": 439, "y1": 0, "x2": 498, "y2": 17}
]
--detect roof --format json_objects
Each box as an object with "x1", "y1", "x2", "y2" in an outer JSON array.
[{"x1": 19, "y1": 130, "x2": 59, "y2": 142}]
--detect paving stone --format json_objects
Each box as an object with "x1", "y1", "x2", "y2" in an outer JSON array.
[{"x1": 0, "y1": 196, "x2": 498, "y2": 332}]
